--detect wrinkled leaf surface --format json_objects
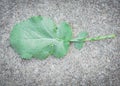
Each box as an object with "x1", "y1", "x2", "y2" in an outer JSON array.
[{"x1": 10, "y1": 16, "x2": 72, "y2": 59}]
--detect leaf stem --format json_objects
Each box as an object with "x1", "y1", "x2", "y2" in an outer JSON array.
[
  {"x1": 85, "y1": 34, "x2": 115, "y2": 42},
  {"x1": 70, "y1": 38, "x2": 80, "y2": 42},
  {"x1": 70, "y1": 34, "x2": 116, "y2": 42}
]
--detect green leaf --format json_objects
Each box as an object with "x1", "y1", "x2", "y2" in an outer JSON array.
[
  {"x1": 10, "y1": 16, "x2": 72, "y2": 59},
  {"x1": 74, "y1": 32, "x2": 88, "y2": 50}
]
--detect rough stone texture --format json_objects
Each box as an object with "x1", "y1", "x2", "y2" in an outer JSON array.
[{"x1": 0, "y1": 0, "x2": 120, "y2": 86}]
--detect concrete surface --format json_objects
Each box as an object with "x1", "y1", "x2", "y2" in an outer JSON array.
[{"x1": 0, "y1": 0, "x2": 120, "y2": 86}]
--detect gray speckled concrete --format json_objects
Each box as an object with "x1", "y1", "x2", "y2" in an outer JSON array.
[{"x1": 0, "y1": 0, "x2": 120, "y2": 86}]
